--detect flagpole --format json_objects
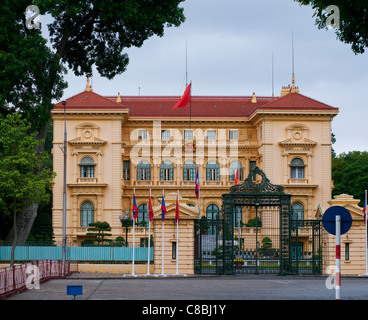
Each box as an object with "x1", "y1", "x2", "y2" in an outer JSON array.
[
  {"x1": 132, "y1": 217, "x2": 136, "y2": 276},
  {"x1": 147, "y1": 189, "x2": 152, "y2": 275},
  {"x1": 176, "y1": 190, "x2": 179, "y2": 275},
  {"x1": 162, "y1": 189, "x2": 165, "y2": 276}
]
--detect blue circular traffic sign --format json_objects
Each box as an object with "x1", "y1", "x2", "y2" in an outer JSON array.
[{"x1": 322, "y1": 206, "x2": 352, "y2": 235}]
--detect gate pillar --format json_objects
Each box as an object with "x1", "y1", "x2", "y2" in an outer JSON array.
[{"x1": 153, "y1": 193, "x2": 199, "y2": 275}]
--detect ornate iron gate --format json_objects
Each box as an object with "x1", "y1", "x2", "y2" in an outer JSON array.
[
  {"x1": 194, "y1": 167, "x2": 322, "y2": 275},
  {"x1": 290, "y1": 219, "x2": 322, "y2": 275}
]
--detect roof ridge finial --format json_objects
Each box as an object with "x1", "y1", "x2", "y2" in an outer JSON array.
[
  {"x1": 251, "y1": 92, "x2": 257, "y2": 103},
  {"x1": 85, "y1": 75, "x2": 93, "y2": 92},
  {"x1": 116, "y1": 92, "x2": 121, "y2": 103}
]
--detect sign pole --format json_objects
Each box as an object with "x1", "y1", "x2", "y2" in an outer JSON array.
[
  {"x1": 336, "y1": 215, "x2": 341, "y2": 300},
  {"x1": 132, "y1": 217, "x2": 136, "y2": 276}
]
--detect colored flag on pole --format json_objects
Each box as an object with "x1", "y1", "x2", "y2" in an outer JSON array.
[
  {"x1": 161, "y1": 190, "x2": 166, "y2": 221},
  {"x1": 149, "y1": 189, "x2": 154, "y2": 222},
  {"x1": 172, "y1": 82, "x2": 191, "y2": 110},
  {"x1": 195, "y1": 165, "x2": 200, "y2": 199},
  {"x1": 132, "y1": 188, "x2": 138, "y2": 220},
  {"x1": 176, "y1": 190, "x2": 180, "y2": 223},
  {"x1": 234, "y1": 167, "x2": 239, "y2": 185}
]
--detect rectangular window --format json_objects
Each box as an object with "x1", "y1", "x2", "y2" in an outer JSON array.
[
  {"x1": 207, "y1": 130, "x2": 216, "y2": 140},
  {"x1": 138, "y1": 129, "x2": 147, "y2": 140},
  {"x1": 162, "y1": 168, "x2": 171, "y2": 180},
  {"x1": 172, "y1": 242, "x2": 177, "y2": 260},
  {"x1": 123, "y1": 161, "x2": 130, "y2": 180},
  {"x1": 184, "y1": 167, "x2": 196, "y2": 181},
  {"x1": 138, "y1": 168, "x2": 150, "y2": 180},
  {"x1": 291, "y1": 167, "x2": 304, "y2": 179},
  {"x1": 229, "y1": 130, "x2": 238, "y2": 140},
  {"x1": 209, "y1": 168, "x2": 217, "y2": 181},
  {"x1": 184, "y1": 130, "x2": 193, "y2": 140},
  {"x1": 345, "y1": 243, "x2": 350, "y2": 261},
  {"x1": 161, "y1": 130, "x2": 170, "y2": 140}
]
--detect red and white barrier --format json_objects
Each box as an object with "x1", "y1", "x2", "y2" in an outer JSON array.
[{"x1": 0, "y1": 260, "x2": 72, "y2": 299}]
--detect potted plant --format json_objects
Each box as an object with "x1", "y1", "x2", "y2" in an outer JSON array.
[{"x1": 234, "y1": 258, "x2": 244, "y2": 269}]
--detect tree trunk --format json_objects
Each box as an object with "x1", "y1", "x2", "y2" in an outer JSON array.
[{"x1": 6, "y1": 204, "x2": 39, "y2": 246}]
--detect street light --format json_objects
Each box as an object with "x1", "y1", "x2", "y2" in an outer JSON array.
[
  {"x1": 119, "y1": 210, "x2": 130, "y2": 247},
  {"x1": 61, "y1": 100, "x2": 67, "y2": 277}
]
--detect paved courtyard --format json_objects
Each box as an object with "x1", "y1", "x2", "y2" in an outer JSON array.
[{"x1": 6, "y1": 273, "x2": 368, "y2": 301}]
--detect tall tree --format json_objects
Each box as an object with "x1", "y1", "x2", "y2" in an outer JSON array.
[
  {"x1": 0, "y1": 114, "x2": 54, "y2": 265},
  {"x1": 294, "y1": 0, "x2": 368, "y2": 54},
  {"x1": 1, "y1": 0, "x2": 186, "y2": 244},
  {"x1": 332, "y1": 151, "x2": 368, "y2": 206}
]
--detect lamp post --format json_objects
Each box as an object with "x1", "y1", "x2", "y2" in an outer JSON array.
[
  {"x1": 119, "y1": 210, "x2": 130, "y2": 247},
  {"x1": 61, "y1": 100, "x2": 67, "y2": 277}
]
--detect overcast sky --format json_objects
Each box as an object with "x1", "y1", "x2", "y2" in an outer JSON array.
[{"x1": 47, "y1": 0, "x2": 368, "y2": 156}]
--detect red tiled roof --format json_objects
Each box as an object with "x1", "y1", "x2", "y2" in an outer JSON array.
[
  {"x1": 106, "y1": 95, "x2": 275, "y2": 117},
  {"x1": 53, "y1": 91, "x2": 128, "y2": 110},
  {"x1": 54, "y1": 90, "x2": 338, "y2": 116},
  {"x1": 253, "y1": 92, "x2": 337, "y2": 112}
]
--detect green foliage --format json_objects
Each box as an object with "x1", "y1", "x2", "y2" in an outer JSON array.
[
  {"x1": 246, "y1": 217, "x2": 262, "y2": 228},
  {"x1": 113, "y1": 236, "x2": 126, "y2": 247},
  {"x1": 261, "y1": 237, "x2": 272, "y2": 249},
  {"x1": 0, "y1": 113, "x2": 55, "y2": 216},
  {"x1": 294, "y1": 0, "x2": 368, "y2": 54},
  {"x1": 0, "y1": 0, "x2": 67, "y2": 130},
  {"x1": 332, "y1": 151, "x2": 368, "y2": 206},
  {"x1": 0, "y1": 113, "x2": 55, "y2": 263},
  {"x1": 35, "y1": 0, "x2": 186, "y2": 79},
  {"x1": 85, "y1": 221, "x2": 113, "y2": 245}
]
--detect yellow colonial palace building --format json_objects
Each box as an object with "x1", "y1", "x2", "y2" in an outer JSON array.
[
  {"x1": 52, "y1": 77, "x2": 338, "y2": 239},
  {"x1": 51, "y1": 77, "x2": 368, "y2": 275}
]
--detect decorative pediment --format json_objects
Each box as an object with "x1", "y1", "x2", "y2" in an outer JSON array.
[
  {"x1": 68, "y1": 136, "x2": 107, "y2": 145},
  {"x1": 279, "y1": 137, "x2": 317, "y2": 148},
  {"x1": 229, "y1": 166, "x2": 284, "y2": 194},
  {"x1": 279, "y1": 123, "x2": 316, "y2": 148},
  {"x1": 153, "y1": 193, "x2": 200, "y2": 220}
]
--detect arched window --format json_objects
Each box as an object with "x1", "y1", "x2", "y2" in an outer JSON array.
[
  {"x1": 137, "y1": 161, "x2": 151, "y2": 181},
  {"x1": 206, "y1": 161, "x2": 220, "y2": 181},
  {"x1": 160, "y1": 161, "x2": 173, "y2": 180},
  {"x1": 207, "y1": 204, "x2": 219, "y2": 235},
  {"x1": 80, "y1": 202, "x2": 94, "y2": 227},
  {"x1": 183, "y1": 161, "x2": 196, "y2": 181},
  {"x1": 290, "y1": 158, "x2": 305, "y2": 179},
  {"x1": 291, "y1": 202, "x2": 304, "y2": 227},
  {"x1": 206, "y1": 204, "x2": 219, "y2": 220},
  {"x1": 80, "y1": 156, "x2": 95, "y2": 178},
  {"x1": 138, "y1": 204, "x2": 148, "y2": 224},
  {"x1": 229, "y1": 161, "x2": 243, "y2": 181}
]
